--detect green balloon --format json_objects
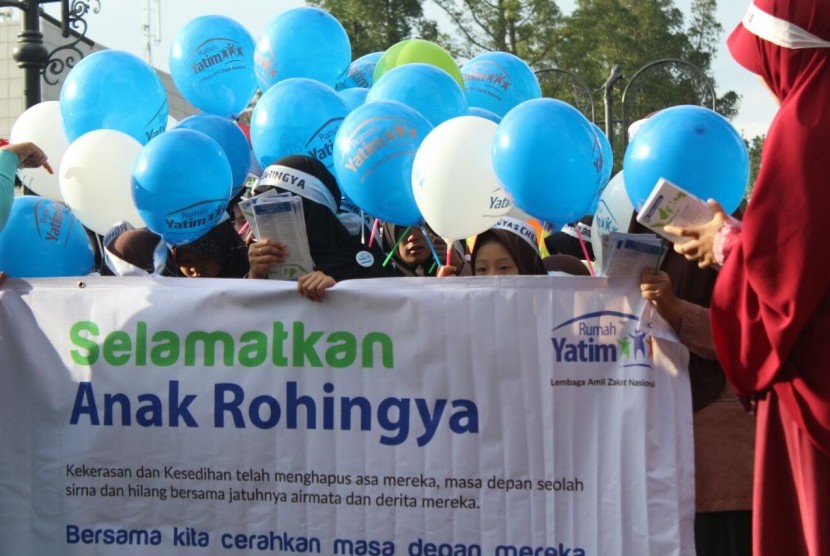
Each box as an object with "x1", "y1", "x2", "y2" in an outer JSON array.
[{"x1": 374, "y1": 39, "x2": 463, "y2": 89}]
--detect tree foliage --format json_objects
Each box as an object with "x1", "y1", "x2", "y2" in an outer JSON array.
[
  {"x1": 307, "y1": 0, "x2": 444, "y2": 58},
  {"x1": 427, "y1": 0, "x2": 737, "y2": 124},
  {"x1": 551, "y1": 0, "x2": 736, "y2": 122},
  {"x1": 313, "y1": 0, "x2": 742, "y2": 153},
  {"x1": 528, "y1": 0, "x2": 738, "y2": 168},
  {"x1": 745, "y1": 133, "x2": 764, "y2": 199},
  {"x1": 431, "y1": 0, "x2": 563, "y2": 64}
]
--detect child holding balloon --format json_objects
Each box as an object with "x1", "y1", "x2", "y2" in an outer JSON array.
[{"x1": 664, "y1": 1, "x2": 830, "y2": 552}]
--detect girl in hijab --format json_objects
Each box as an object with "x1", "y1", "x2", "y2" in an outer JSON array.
[
  {"x1": 171, "y1": 220, "x2": 249, "y2": 278},
  {"x1": 438, "y1": 217, "x2": 547, "y2": 277},
  {"x1": 666, "y1": 2, "x2": 830, "y2": 552},
  {"x1": 379, "y1": 223, "x2": 466, "y2": 277},
  {"x1": 246, "y1": 155, "x2": 394, "y2": 300}
]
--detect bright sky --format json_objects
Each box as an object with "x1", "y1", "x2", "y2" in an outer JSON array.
[{"x1": 45, "y1": 0, "x2": 776, "y2": 139}]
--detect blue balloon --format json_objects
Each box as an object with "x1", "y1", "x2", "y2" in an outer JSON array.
[
  {"x1": 623, "y1": 105, "x2": 749, "y2": 214},
  {"x1": 0, "y1": 197, "x2": 94, "y2": 277},
  {"x1": 587, "y1": 123, "x2": 614, "y2": 213},
  {"x1": 169, "y1": 15, "x2": 257, "y2": 117},
  {"x1": 461, "y1": 52, "x2": 541, "y2": 117},
  {"x1": 132, "y1": 129, "x2": 232, "y2": 246},
  {"x1": 468, "y1": 107, "x2": 502, "y2": 123},
  {"x1": 366, "y1": 63, "x2": 468, "y2": 128},
  {"x1": 335, "y1": 52, "x2": 383, "y2": 90},
  {"x1": 492, "y1": 98, "x2": 604, "y2": 224},
  {"x1": 333, "y1": 100, "x2": 432, "y2": 226},
  {"x1": 176, "y1": 114, "x2": 251, "y2": 196},
  {"x1": 250, "y1": 78, "x2": 348, "y2": 171},
  {"x1": 255, "y1": 7, "x2": 351, "y2": 90},
  {"x1": 338, "y1": 88, "x2": 369, "y2": 113},
  {"x1": 60, "y1": 50, "x2": 168, "y2": 144}
]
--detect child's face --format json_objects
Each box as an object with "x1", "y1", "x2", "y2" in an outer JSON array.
[
  {"x1": 175, "y1": 251, "x2": 222, "y2": 278},
  {"x1": 473, "y1": 241, "x2": 519, "y2": 276},
  {"x1": 231, "y1": 204, "x2": 246, "y2": 232},
  {"x1": 398, "y1": 227, "x2": 433, "y2": 266}
]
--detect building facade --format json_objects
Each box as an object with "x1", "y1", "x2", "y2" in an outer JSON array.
[{"x1": 0, "y1": 10, "x2": 196, "y2": 138}]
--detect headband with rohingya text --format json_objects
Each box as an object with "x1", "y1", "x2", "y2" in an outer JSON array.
[
  {"x1": 258, "y1": 165, "x2": 338, "y2": 215},
  {"x1": 491, "y1": 217, "x2": 540, "y2": 254},
  {"x1": 743, "y1": 3, "x2": 830, "y2": 49}
]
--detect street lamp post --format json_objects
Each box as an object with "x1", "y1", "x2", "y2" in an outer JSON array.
[{"x1": 2, "y1": 0, "x2": 98, "y2": 108}]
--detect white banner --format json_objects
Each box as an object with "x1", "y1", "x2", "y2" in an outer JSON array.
[{"x1": 0, "y1": 276, "x2": 694, "y2": 555}]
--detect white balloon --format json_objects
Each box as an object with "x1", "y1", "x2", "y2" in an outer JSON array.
[
  {"x1": 411, "y1": 116, "x2": 510, "y2": 241},
  {"x1": 59, "y1": 129, "x2": 146, "y2": 235},
  {"x1": 591, "y1": 171, "x2": 633, "y2": 272},
  {"x1": 166, "y1": 115, "x2": 179, "y2": 130},
  {"x1": 9, "y1": 101, "x2": 69, "y2": 201}
]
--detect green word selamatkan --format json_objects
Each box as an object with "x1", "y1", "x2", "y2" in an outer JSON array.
[{"x1": 69, "y1": 321, "x2": 394, "y2": 369}]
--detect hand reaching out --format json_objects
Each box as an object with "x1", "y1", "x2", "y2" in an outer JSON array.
[
  {"x1": 664, "y1": 199, "x2": 728, "y2": 268},
  {"x1": 2, "y1": 142, "x2": 52, "y2": 174}
]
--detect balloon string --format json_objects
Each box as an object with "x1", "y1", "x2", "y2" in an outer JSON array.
[
  {"x1": 360, "y1": 210, "x2": 366, "y2": 245},
  {"x1": 368, "y1": 218, "x2": 379, "y2": 248},
  {"x1": 575, "y1": 226, "x2": 595, "y2": 277},
  {"x1": 382, "y1": 226, "x2": 410, "y2": 267},
  {"x1": 422, "y1": 226, "x2": 442, "y2": 269}
]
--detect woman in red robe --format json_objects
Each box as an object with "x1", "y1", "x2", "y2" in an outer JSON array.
[{"x1": 667, "y1": 1, "x2": 830, "y2": 554}]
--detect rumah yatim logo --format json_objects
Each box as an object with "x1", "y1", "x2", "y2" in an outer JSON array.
[
  {"x1": 305, "y1": 117, "x2": 345, "y2": 167},
  {"x1": 33, "y1": 199, "x2": 78, "y2": 246},
  {"x1": 594, "y1": 199, "x2": 623, "y2": 238},
  {"x1": 164, "y1": 199, "x2": 227, "y2": 233},
  {"x1": 550, "y1": 310, "x2": 653, "y2": 370},
  {"x1": 340, "y1": 115, "x2": 422, "y2": 182},
  {"x1": 335, "y1": 60, "x2": 373, "y2": 91},
  {"x1": 189, "y1": 37, "x2": 248, "y2": 80},
  {"x1": 143, "y1": 98, "x2": 169, "y2": 144},
  {"x1": 254, "y1": 45, "x2": 277, "y2": 84},
  {"x1": 462, "y1": 59, "x2": 512, "y2": 100}
]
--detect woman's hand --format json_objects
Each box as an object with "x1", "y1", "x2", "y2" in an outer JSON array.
[
  {"x1": 297, "y1": 271, "x2": 335, "y2": 301},
  {"x1": 247, "y1": 239, "x2": 288, "y2": 279},
  {"x1": 640, "y1": 269, "x2": 683, "y2": 330},
  {"x1": 664, "y1": 199, "x2": 728, "y2": 268}
]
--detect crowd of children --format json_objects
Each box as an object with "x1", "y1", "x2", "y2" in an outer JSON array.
[{"x1": 3, "y1": 2, "x2": 829, "y2": 554}]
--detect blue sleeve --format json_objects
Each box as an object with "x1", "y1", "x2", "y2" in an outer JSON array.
[{"x1": 0, "y1": 150, "x2": 20, "y2": 233}]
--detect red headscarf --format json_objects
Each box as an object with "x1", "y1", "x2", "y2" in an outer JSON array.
[{"x1": 712, "y1": 0, "x2": 830, "y2": 455}]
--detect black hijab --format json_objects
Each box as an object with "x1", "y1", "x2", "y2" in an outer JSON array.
[{"x1": 255, "y1": 155, "x2": 394, "y2": 281}]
